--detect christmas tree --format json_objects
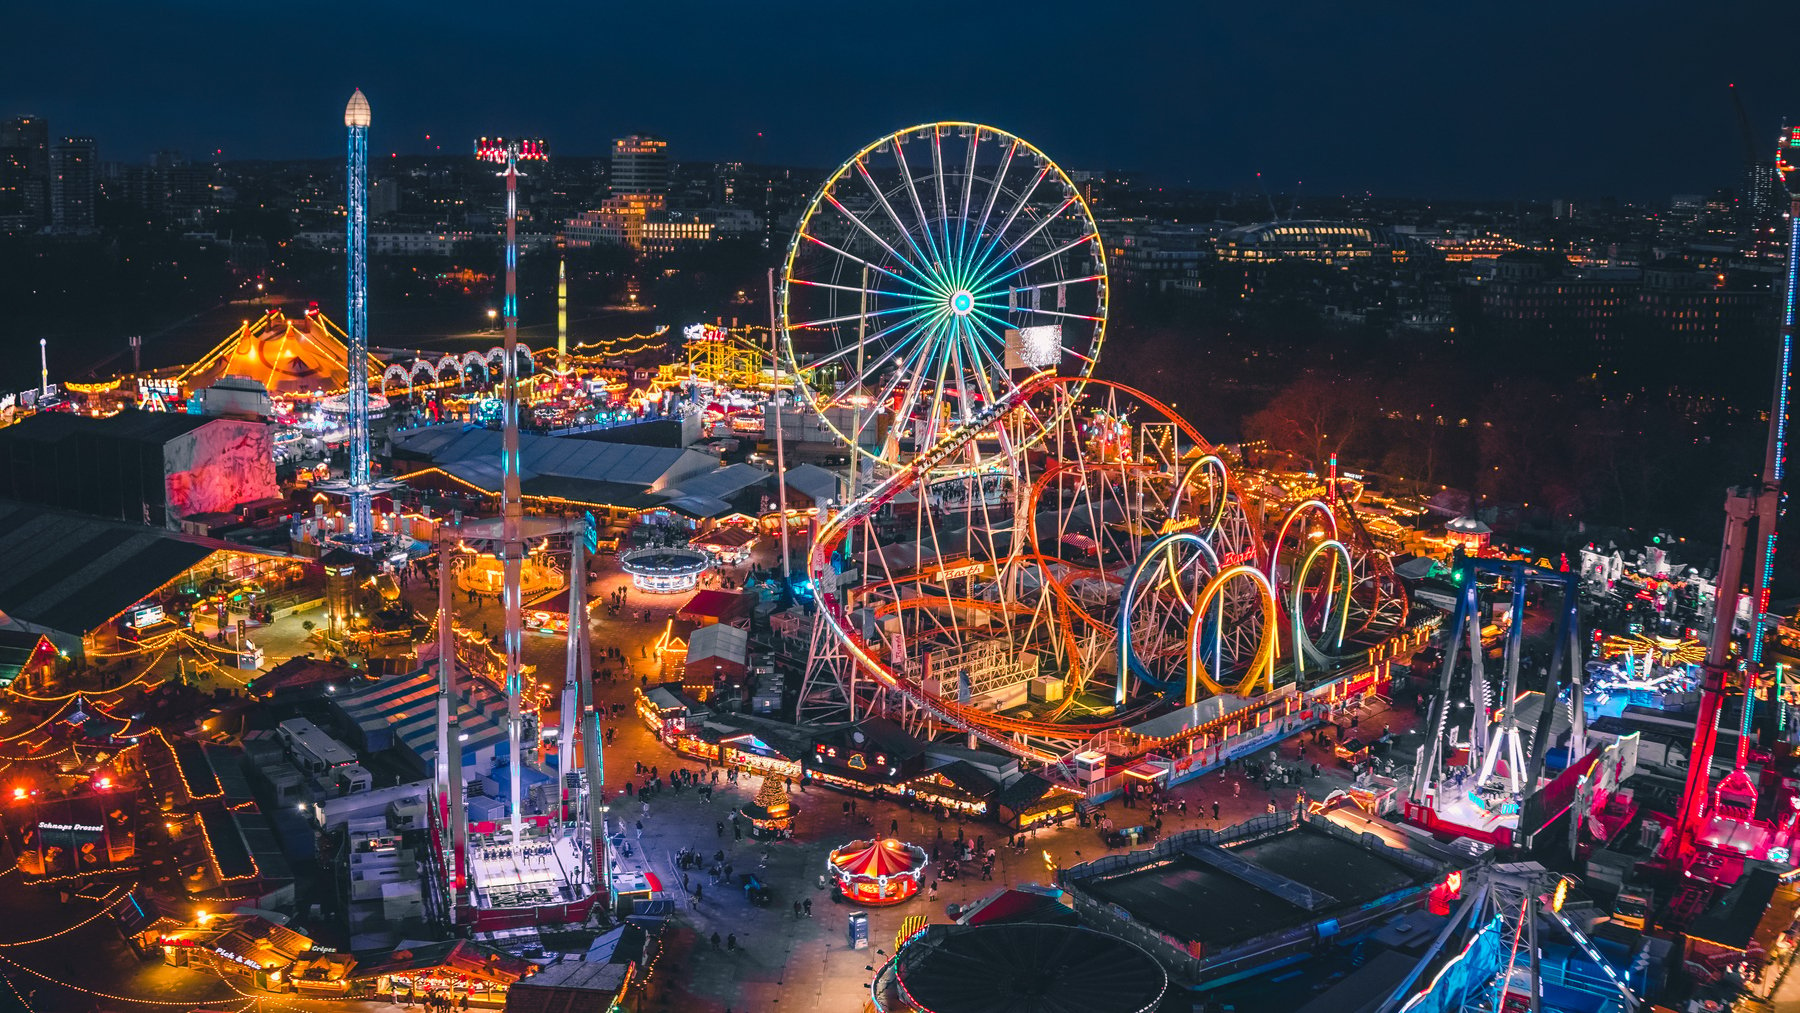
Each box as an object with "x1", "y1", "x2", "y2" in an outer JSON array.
[{"x1": 752, "y1": 775, "x2": 790, "y2": 818}]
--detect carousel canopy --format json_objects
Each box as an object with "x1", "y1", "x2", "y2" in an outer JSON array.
[{"x1": 831, "y1": 838, "x2": 926, "y2": 879}]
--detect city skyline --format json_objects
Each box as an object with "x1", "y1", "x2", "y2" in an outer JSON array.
[{"x1": 2, "y1": 0, "x2": 1792, "y2": 199}]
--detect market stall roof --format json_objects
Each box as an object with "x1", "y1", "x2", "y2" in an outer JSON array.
[
  {"x1": 831, "y1": 838, "x2": 927, "y2": 879},
  {"x1": 0, "y1": 631, "x2": 53, "y2": 685},
  {"x1": 677, "y1": 589, "x2": 748, "y2": 623},
  {"x1": 1446, "y1": 515, "x2": 1492, "y2": 535},
  {"x1": 0, "y1": 500, "x2": 247, "y2": 638},
  {"x1": 395, "y1": 425, "x2": 715, "y2": 494},
  {"x1": 691, "y1": 525, "x2": 759, "y2": 550},
  {"x1": 161, "y1": 913, "x2": 314, "y2": 969},
  {"x1": 781, "y1": 463, "x2": 840, "y2": 503},
  {"x1": 923, "y1": 760, "x2": 1000, "y2": 800},
  {"x1": 687, "y1": 624, "x2": 749, "y2": 666},
  {"x1": 349, "y1": 939, "x2": 533, "y2": 986},
  {"x1": 994, "y1": 773, "x2": 1081, "y2": 817},
  {"x1": 659, "y1": 463, "x2": 770, "y2": 506}
]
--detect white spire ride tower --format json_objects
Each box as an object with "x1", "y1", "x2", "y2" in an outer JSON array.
[
  {"x1": 322, "y1": 88, "x2": 396, "y2": 556},
  {"x1": 474, "y1": 136, "x2": 547, "y2": 843}
]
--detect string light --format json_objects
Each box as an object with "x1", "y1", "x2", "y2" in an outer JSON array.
[
  {"x1": 0, "y1": 886, "x2": 132, "y2": 946},
  {"x1": 0, "y1": 948, "x2": 252, "y2": 1007}
]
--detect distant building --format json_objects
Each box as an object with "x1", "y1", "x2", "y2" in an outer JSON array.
[
  {"x1": 0, "y1": 115, "x2": 50, "y2": 230},
  {"x1": 1479, "y1": 251, "x2": 1636, "y2": 362},
  {"x1": 611, "y1": 134, "x2": 668, "y2": 200},
  {"x1": 1214, "y1": 220, "x2": 1407, "y2": 267},
  {"x1": 50, "y1": 135, "x2": 96, "y2": 232}
]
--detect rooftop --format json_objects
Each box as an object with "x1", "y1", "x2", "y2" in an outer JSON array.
[{"x1": 0, "y1": 500, "x2": 234, "y2": 636}]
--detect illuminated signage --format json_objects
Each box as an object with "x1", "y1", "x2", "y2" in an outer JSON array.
[
  {"x1": 1220, "y1": 549, "x2": 1256, "y2": 567},
  {"x1": 38, "y1": 822, "x2": 103, "y2": 833},
  {"x1": 1161, "y1": 517, "x2": 1200, "y2": 534},
  {"x1": 130, "y1": 604, "x2": 165, "y2": 629},
  {"x1": 932, "y1": 562, "x2": 983, "y2": 581},
  {"x1": 1005, "y1": 325, "x2": 1062, "y2": 369}
]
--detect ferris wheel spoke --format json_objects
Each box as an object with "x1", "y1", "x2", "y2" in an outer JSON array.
[
  {"x1": 805, "y1": 306, "x2": 938, "y2": 371},
  {"x1": 822, "y1": 194, "x2": 934, "y2": 288},
  {"x1": 785, "y1": 276, "x2": 936, "y2": 304},
  {"x1": 798, "y1": 231, "x2": 939, "y2": 297},
  {"x1": 890, "y1": 137, "x2": 945, "y2": 267},
  {"x1": 970, "y1": 164, "x2": 1051, "y2": 279},
  {"x1": 854, "y1": 160, "x2": 940, "y2": 282},
  {"x1": 966, "y1": 195, "x2": 1081, "y2": 289},
  {"x1": 956, "y1": 130, "x2": 980, "y2": 266},
  {"x1": 931, "y1": 126, "x2": 953, "y2": 259},
  {"x1": 1015, "y1": 307, "x2": 1106, "y2": 324},
  {"x1": 972, "y1": 140, "x2": 1018, "y2": 266},
  {"x1": 961, "y1": 312, "x2": 1015, "y2": 384},
  {"x1": 861, "y1": 327, "x2": 938, "y2": 423},
  {"x1": 957, "y1": 315, "x2": 1008, "y2": 411},
  {"x1": 894, "y1": 313, "x2": 952, "y2": 444},
  {"x1": 789, "y1": 305, "x2": 921, "y2": 331},
  {"x1": 980, "y1": 232, "x2": 1099, "y2": 290},
  {"x1": 1010, "y1": 273, "x2": 1105, "y2": 291}
]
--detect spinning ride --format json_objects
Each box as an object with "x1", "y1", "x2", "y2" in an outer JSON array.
[
  {"x1": 781, "y1": 123, "x2": 1106, "y2": 468},
  {"x1": 828, "y1": 838, "x2": 929, "y2": 905}
]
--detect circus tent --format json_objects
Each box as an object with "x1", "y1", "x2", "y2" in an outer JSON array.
[{"x1": 178, "y1": 306, "x2": 377, "y2": 396}]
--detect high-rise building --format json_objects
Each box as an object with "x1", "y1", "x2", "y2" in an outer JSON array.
[
  {"x1": 0, "y1": 115, "x2": 51, "y2": 230},
  {"x1": 50, "y1": 136, "x2": 96, "y2": 232},
  {"x1": 610, "y1": 134, "x2": 668, "y2": 201}
]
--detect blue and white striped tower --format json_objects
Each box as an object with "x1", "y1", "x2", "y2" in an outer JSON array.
[{"x1": 344, "y1": 88, "x2": 373, "y2": 544}]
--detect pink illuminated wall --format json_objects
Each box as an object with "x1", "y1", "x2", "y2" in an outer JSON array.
[{"x1": 163, "y1": 420, "x2": 279, "y2": 518}]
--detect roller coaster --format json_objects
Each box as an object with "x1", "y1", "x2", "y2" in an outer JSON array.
[{"x1": 802, "y1": 372, "x2": 1414, "y2": 762}]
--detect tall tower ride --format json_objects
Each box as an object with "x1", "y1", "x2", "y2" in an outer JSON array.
[
  {"x1": 1671, "y1": 123, "x2": 1800, "y2": 862},
  {"x1": 344, "y1": 90, "x2": 375, "y2": 545},
  {"x1": 475, "y1": 136, "x2": 548, "y2": 840}
]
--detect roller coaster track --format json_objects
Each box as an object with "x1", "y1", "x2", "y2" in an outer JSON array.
[
  {"x1": 810, "y1": 373, "x2": 1273, "y2": 759},
  {"x1": 810, "y1": 374, "x2": 1413, "y2": 761}
]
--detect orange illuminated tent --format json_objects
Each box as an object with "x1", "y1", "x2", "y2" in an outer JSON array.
[{"x1": 178, "y1": 306, "x2": 377, "y2": 396}]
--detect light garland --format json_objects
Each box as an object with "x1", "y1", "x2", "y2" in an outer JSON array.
[
  {"x1": 0, "y1": 948, "x2": 252, "y2": 1007},
  {"x1": 0, "y1": 886, "x2": 131, "y2": 947}
]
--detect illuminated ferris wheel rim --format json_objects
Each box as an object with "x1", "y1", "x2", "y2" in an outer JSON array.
[{"x1": 779, "y1": 121, "x2": 1109, "y2": 466}]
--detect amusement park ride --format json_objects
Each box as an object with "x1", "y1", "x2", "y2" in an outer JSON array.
[
  {"x1": 783, "y1": 123, "x2": 1414, "y2": 767},
  {"x1": 1652, "y1": 124, "x2": 1800, "y2": 891}
]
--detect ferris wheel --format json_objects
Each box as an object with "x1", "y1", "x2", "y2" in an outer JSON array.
[{"x1": 780, "y1": 122, "x2": 1107, "y2": 468}]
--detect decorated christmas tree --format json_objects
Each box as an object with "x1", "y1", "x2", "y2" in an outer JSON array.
[
  {"x1": 752, "y1": 775, "x2": 790, "y2": 818},
  {"x1": 740, "y1": 774, "x2": 797, "y2": 838}
]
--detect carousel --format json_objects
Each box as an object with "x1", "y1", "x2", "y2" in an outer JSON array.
[
  {"x1": 827, "y1": 838, "x2": 929, "y2": 906},
  {"x1": 456, "y1": 547, "x2": 564, "y2": 600},
  {"x1": 619, "y1": 546, "x2": 711, "y2": 594},
  {"x1": 738, "y1": 775, "x2": 798, "y2": 840}
]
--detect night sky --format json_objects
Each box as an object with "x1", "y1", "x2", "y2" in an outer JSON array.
[{"x1": 5, "y1": 0, "x2": 1792, "y2": 198}]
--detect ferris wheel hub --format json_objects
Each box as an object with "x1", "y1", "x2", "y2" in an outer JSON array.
[{"x1": 949, "y1": 289, "x2": 975, "y2": 316}]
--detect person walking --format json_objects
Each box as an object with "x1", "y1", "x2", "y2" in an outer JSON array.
[
  {"x1": 727, "y1": 933, "x2": 738, "y2": 952},
  {"x1": 711, "y1": 931, "x2": 722, "y2": 950},
  {"x1": 1212, "y1": 800, "x2": 1220, "y2": 820},
  {"x1": 803, "y1": 897, "x2": 813, "y2": 917}
]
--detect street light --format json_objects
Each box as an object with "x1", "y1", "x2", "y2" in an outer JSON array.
[{"x1": 487, "y1": 307, "x2": 498, "y2": 331}]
